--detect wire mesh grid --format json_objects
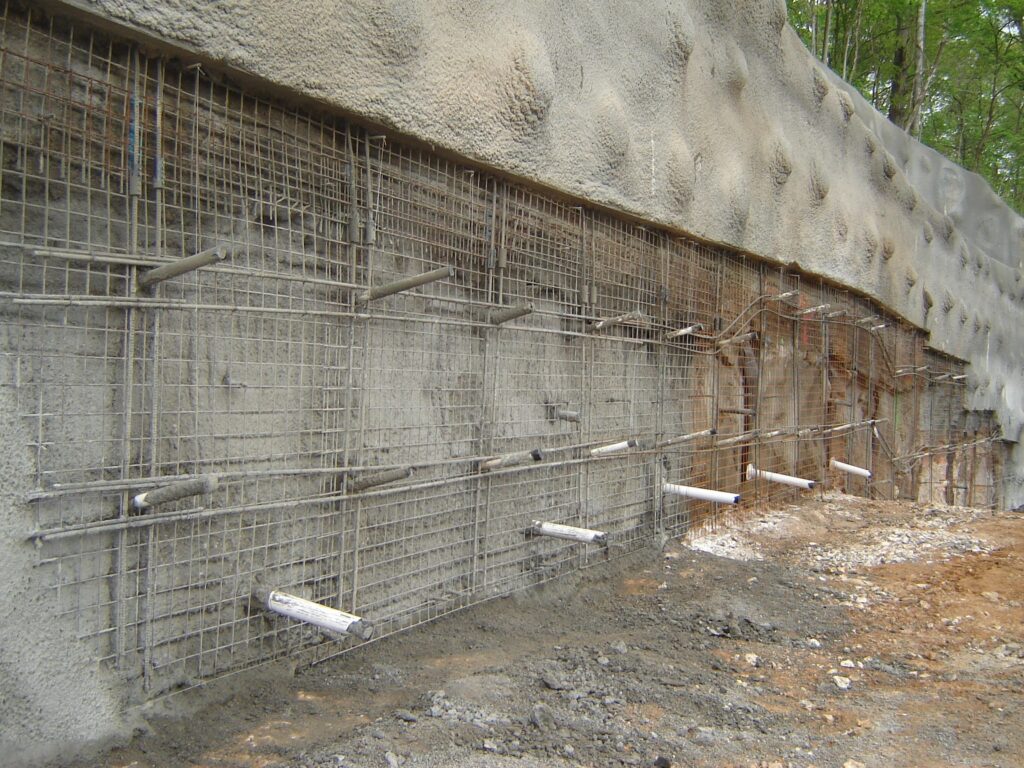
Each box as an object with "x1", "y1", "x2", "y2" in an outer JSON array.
[{"x1": 0, "y1": 2, "x2": 1005, "y2": 699}]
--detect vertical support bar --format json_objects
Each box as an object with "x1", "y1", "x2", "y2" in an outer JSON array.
[
  {"x1": 754, "y1": 265, "x2": 767, "y2": 512},
  {"x1": 470, "y1": 312, "x2": 494, "y2": 592},
  {"x1": 115, "y1": 47, "x2": 143, "y2": 673},
  {"x1": 820, "y1": 312, "x2": 829, "y2": 494},
  {"x1": 709, "y1": 259, "x2": 723, "y2": 531},
  {"x1": 654, "y1": 233, "x2": 669, "y2": 533},
  {"x1": 847, "y1": 324, "x2": 859, "y2": 495},
  {"x1": 141, "y1": 57, "x2": 166, "y2": 690},
  {"x1": 867, "y1": 333, "x2": 876, "y2": 497},
  {"x1": 790, "y1": 277, "x2": 801, "y2": 486},
  {"x1": 580, "y1": 210, "x2": 595, "y2": 568}
]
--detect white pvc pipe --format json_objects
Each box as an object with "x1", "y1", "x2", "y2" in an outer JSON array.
[
  {"x1": 590, "y1": 439, "x2": 637, "y2": 456},
  {"x1": 531, "y1": 521, "x2": 608, "y2": 545},
  {"x1": 830, "y1": 458, "x2": 872, "y2": 479},
  {"x1": 746, "y1": 464, "x2": 815, "y2": 489},
  {"x1": 663, "y1": 482, "x2": 739, "y2": 505},
  {"x1": 262, "y1": 590, "x2": 373, "y2": 640}
]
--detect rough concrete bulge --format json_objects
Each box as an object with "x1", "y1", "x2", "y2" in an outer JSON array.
[{"x1": 63, "y1": 0, "x2": 1024, "y2": 503}]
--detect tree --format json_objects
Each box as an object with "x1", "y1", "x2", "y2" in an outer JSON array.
[{"x1": 789, "y1": 0, "x2": 1024, "y2": 214}]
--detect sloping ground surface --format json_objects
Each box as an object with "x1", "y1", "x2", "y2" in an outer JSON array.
[{"x1": 81, "y1": 495, "x2": 1024, "y2": 768}]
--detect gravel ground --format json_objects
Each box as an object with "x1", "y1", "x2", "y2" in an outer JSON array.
[{"x1": 73, "y1": 494, "x2": 1024, "y2": 768}]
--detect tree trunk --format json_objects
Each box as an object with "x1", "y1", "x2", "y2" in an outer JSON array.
[
  {"x1": 842, "y1": 0, "x2": 864, "y2": 80},
  {"x1": 811, "y1": 0, "x2": 818, "y2": 60},
  {"x1": 822, "y1": 0, "x2": 834, "y2": 66},
  {"x1": 888, "y1": 12, "x2": 912, "y2": 127},
  {"x1": 908, "y1": 0, "x2": 927, "y2": 136}
]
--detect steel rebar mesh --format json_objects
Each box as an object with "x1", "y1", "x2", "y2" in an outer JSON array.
[{"x1": 0, "y1": 2, "x2": 1003, "y2": 698}]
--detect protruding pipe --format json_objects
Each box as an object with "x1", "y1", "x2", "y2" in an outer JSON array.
[
  {"x1": 592, "y1": 310, "x2": 644, "y2": 331},
  {"x1": 357, "y1": 265, "x2": 453, "y2": 303},
  {"x1": 665, "y1": 323, "x2": 703, "y2": 339},
  {"x1": 716, "y1": 431, "x2": 758, "y2": 447},
  {"x1": 529, "y1": 521, "x2": 607, "y2": 546},
  {"x1": 746, "y1": 464, "x2": 815, "y2": 490},
  {"x1": 657, "y1": 428, "x2": 717, "y2": 448},
  {"x1": 489, "y1": 303, "x2": 534, "y2": 325},
  {"x1": 137, "y1": 244, "x2": 237, "y2": 290},
  {"x1": 347, "y1": 466, "x2": 413, "y2": 492},
  {"x1": 132, "y1": 475, "x2": 219, "y2": 510},
  {"x1": 798, "y1": 304, "x2": 831, "y2": 316},
  {"x1": 479, "y1": 448, "x2": 544, "y2": 472},
  {"x1": 590, "y1": 439, "x2": 637, "y2": 457},
  {"x1": 557, "y1": 409, "x2": 581, "y2": 423},
  {"x1": 830, "y1": 458, "x2": 872, "y2": 479},
  {"x1": 769, "y1": 290, "x2": 799, "y2": 301},
  {"x1": 826, "y1": 309, "x2": 848, "y2": 319},
  {"x1": 663, "y1": 482, "x2": 739, "y2": 505},
  {"x1": 720, "y1": 407, "x2": 756, "y2": 416},
  {"x1": 258, "y1": 589, "x2": 373, "y2": 640}
]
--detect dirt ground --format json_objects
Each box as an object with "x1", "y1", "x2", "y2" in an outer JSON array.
[{"x1": 76, "y1": 493, "x2": 1024, "y2": 768}]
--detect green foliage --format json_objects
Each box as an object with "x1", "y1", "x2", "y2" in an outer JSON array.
[{"x1": 789, "y1": 0, "x2": 1024, "y2": 214}]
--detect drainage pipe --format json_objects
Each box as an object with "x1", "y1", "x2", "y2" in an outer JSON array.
[
  {"x1": 663, "y1": 483, "x2": 739, "y2": 505},
  {"x1": 530, "y1": 521, "x2": 608, "y2": 546},
  {"x1": 745, "y1": 464, "x2": 815, "y2": 489},
  {"x1": 590, "y1": 439, "x2": 637, "y2": 456},
  {"x1": 258, "y1": 589, "x2": 373, "y2": 640},
  {"x1": 830, "y1": 458, "x2": 872, "y2": 479}
]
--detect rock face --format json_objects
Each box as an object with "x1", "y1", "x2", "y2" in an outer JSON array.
[{"x1": 72, "y1": 0, "x2": 1023, "y2": 502}]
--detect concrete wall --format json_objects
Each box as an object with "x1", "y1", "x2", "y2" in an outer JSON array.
[
  {"x1": 0, "y1": 1, "x2": 1019, "y2": 763},
  {"x1": 58, "y1": 0, "x2": 1024, "y2": 505}
]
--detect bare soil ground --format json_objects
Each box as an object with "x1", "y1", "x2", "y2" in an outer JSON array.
[{"x1": 79, "y1": 494, "x2": 1024, "y2": 768}]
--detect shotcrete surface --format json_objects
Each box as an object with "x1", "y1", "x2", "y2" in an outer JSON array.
[{"x1": 0, "y1": 357, "x2": 131, "y2": 767}]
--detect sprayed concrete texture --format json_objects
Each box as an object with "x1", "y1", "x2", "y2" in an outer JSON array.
[
  {"x1": 65, "y1": 0, "x2": 1024, "y2": 504},
  {"x1": 0, "y1": 2, "x2": 1016, "y2": 764}
]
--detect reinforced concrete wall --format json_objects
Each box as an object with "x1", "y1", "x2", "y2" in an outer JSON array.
[
  {"x1": 50, "y1": 0, "x2": 1023, "y2": 504},
  {"x1": 0, "y1": 1, "x2": 1017, "y2": 763}
]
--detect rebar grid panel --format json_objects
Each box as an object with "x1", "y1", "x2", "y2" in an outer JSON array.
[{"x1": 0, "y1": 3, "x2": 1004, "y2": 699}]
